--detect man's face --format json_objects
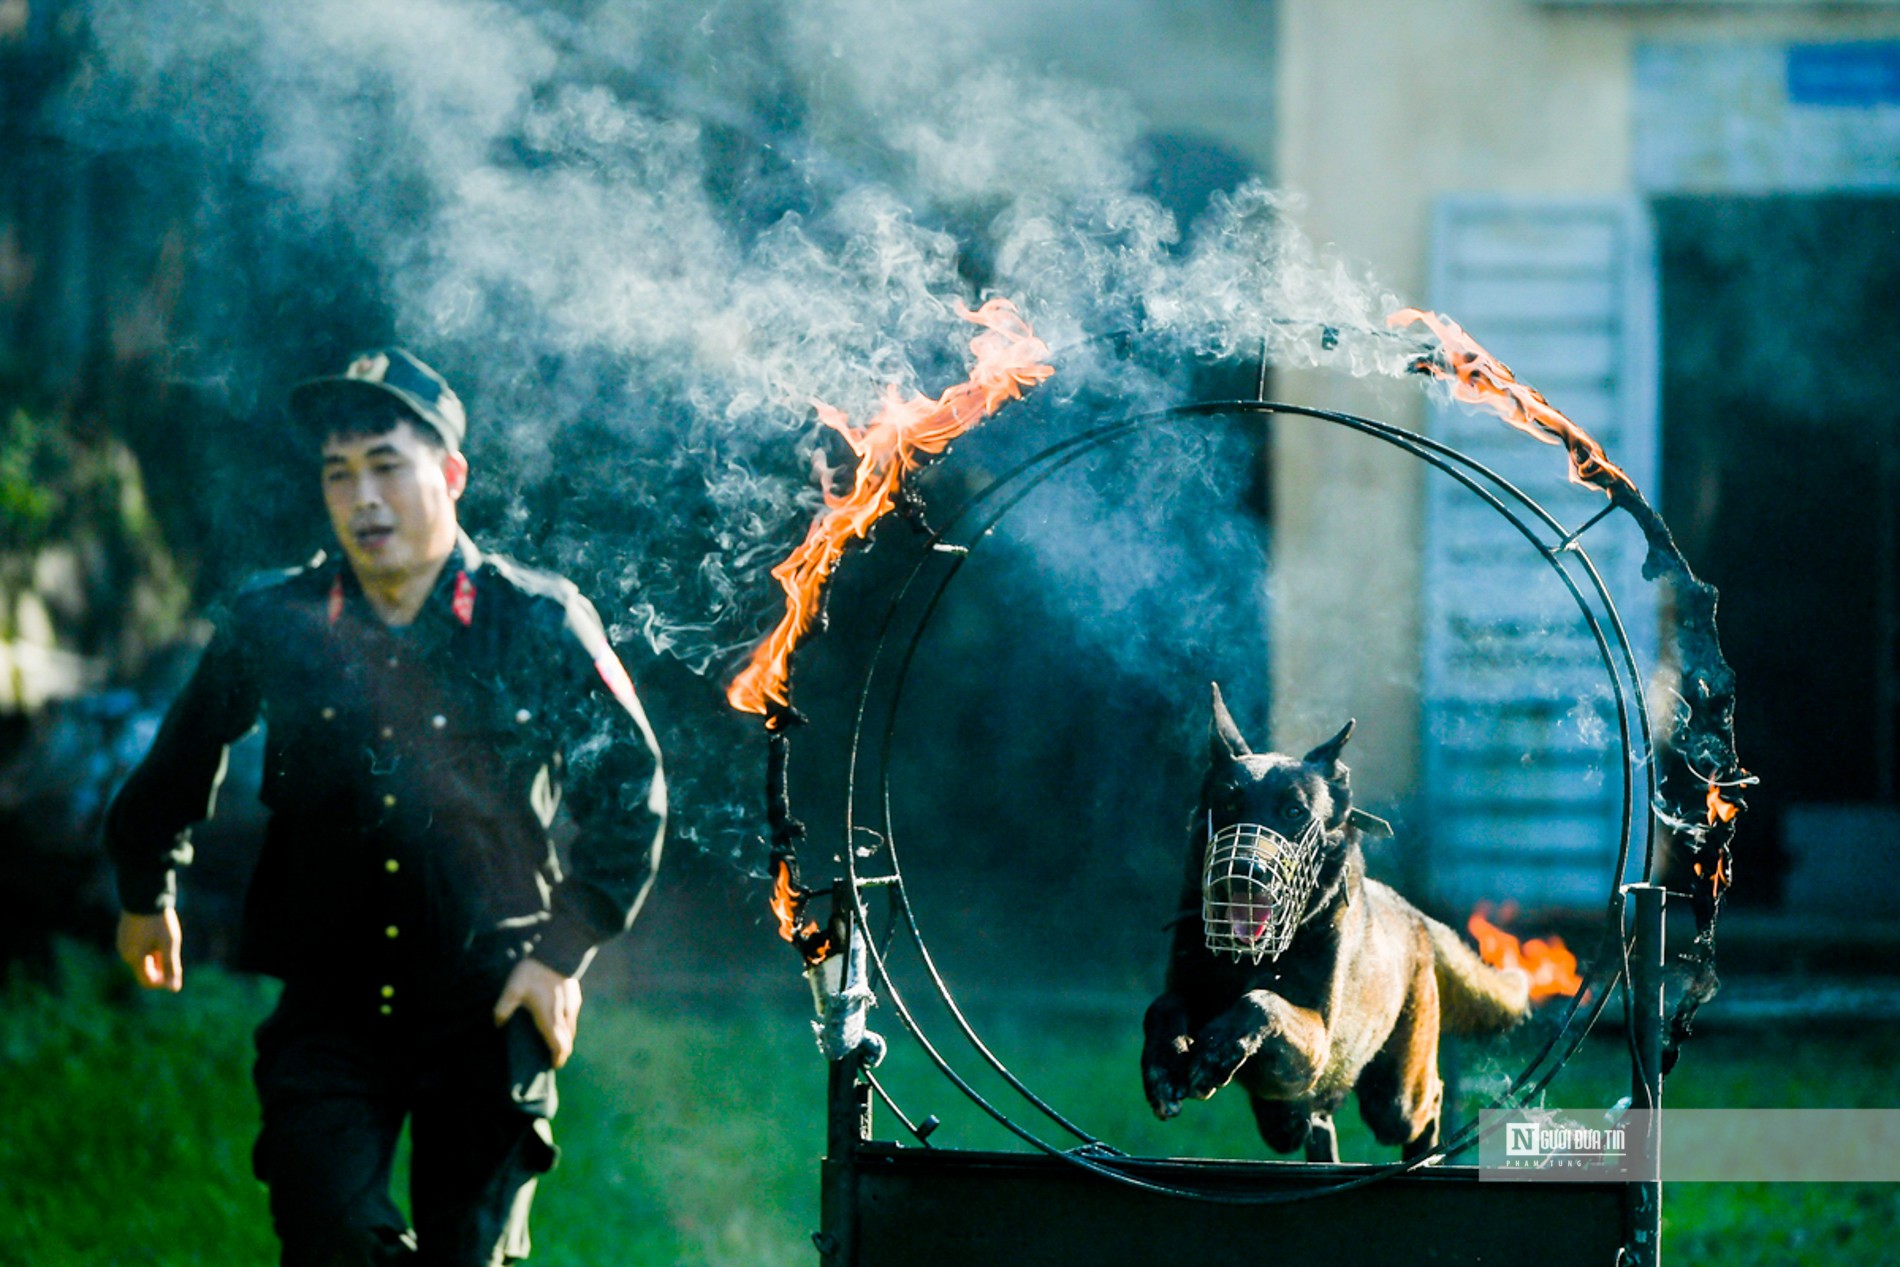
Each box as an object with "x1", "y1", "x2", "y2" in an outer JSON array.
[{"x1": 321, "y1": 418, "x2": 468, "y2": 584}]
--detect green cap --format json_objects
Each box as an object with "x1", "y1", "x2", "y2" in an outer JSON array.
[{"x1": 289, "y1": 348, "x2": 467, "y2": 453}]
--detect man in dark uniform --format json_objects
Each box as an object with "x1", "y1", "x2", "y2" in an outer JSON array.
[{"x1": 106, "y1": 349, "x2": 666, "y2": 1266}]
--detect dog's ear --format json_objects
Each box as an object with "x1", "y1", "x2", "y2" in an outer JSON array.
[
  {"x1": 1303, "y1": 719, "x2": 1355, "y2": 782},
  {"x1": 1347, "y1": 807, "x2": 1394, "y2": 838},
  {"x1": 1209, "y1": 682, "x2": 1252, "y2": 761}
]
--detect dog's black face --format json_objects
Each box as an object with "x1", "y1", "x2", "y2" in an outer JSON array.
[{"x1": 1201, "y1": 684, "x2": 1358, "y2": 951}]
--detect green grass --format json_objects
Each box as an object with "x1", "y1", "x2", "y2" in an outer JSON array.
[
  {"x1": 0, "y1": 953, "x2": 278, "y2": 1267},
  {"x1": 1542, "y1": 1020, "x2": 1900, "y2": 1266},
  {"x1": 0, "y1": 946, "x2": 829, "y2": 1267},
  {"x1": 3, "y1": 946, "x2": 1897, "y2": 1265}
]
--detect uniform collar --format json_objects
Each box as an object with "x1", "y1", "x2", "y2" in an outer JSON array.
[
  {"x1": 420, "y1": 531, "x2": 484, "y2": 630},
  {"x1": 326, "y1": 531, "x2": 485, "y2": 631}
]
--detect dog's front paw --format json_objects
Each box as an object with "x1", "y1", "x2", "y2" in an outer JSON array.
[
  {"x1": 1142, "y1": 1030, "x2": 1193, "y2": 1119},
  {"x1": 1184, "y1": 1017, "x2": 1258, "y2": 1100},
  {"x1": 1142, "y1": 995, "x2": 1195, "y2": 1119},
  {"x1": 1140, "y1": 1071, "x2": 1185, "y2": 1116},
  {"x1": 1140, "y1": 1063, "x2": 1185, "y2": 1124}
]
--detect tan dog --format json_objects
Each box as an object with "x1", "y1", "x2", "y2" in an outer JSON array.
[{"x1": 1141, "y1": 685, "x2": 1530, "y2": 1161}]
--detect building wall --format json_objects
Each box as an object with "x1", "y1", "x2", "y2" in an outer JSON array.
[
  {"x1": 992, "y1": 0, "x2": 1278, "y2": 179},
  {"x1": 1272, "y1": 0, "x2": 1900, "y2": 807}
]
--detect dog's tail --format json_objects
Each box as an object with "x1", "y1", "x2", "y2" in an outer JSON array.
[{"x1": 1425, "y1": 916, "x2": 1531, "y2": 1035}]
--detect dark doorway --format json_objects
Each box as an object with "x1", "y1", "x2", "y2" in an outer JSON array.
[{"x1": 1654, "y1": 195, "x2": 1900, "y2": 911}]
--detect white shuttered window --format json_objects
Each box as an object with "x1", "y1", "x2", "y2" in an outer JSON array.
[{"x1": 1421, "y1": 198, "x2": 1660, "y2": 913}]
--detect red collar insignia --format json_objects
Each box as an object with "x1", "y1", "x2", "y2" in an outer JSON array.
[
  {"x1": 452, "y1": 570, "x2": 476, "y2": 626},
  {"x1": 327, "y1": 575, "x2": 344, "y2": 627}
]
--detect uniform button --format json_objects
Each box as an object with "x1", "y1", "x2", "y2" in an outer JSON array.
[
  {"x1": 387, "y1": 656, "x2": 399, "y2": 668},
  {"x1": 384, "y1": 859, "x2": 400, "y2": 874},
  {"x1": 431, "y1": 715, "x2": 447, "y2": 730},
  {"x1": 321, "y1": 707, "x2": 336, "y2": 721},
  {"x1": 382, "y1": 794, "x2": 397, "y2": 808},
  {"x1": 380, "y1": 985, "x2": 395, "y2": 998},
  {"x1": 385, "y1": 925, "x2": 399, "y2": 939},
  {"x1": 379, "y1": 1004, "x2": 393, "y2": 1016},
  {"x1": 515, "y1": 708, "x2": 532, "y2": 724},
  {"x1": 380, "y1": 725, "x2": 394, "y2": 739}
]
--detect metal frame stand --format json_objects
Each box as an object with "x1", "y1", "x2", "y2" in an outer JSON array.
[
  {"x1": 1626, "y1": 882, "x2": 1667, "y2": 1267},
  {"x1": 814, "y1": 891, "x2": 1670, "y2": 1267},
  {"x1": 781, "y1": 398, "x2": 1707, "y2": 1265},
  {"x1": 817, "y1": 1049, "x2": 872, "y2": 1266}
]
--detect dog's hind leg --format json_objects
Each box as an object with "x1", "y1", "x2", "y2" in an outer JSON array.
[
  {"x1": 1357, "y1": 1044, "x2": 1444, "y2": 1160},
  {"x1": 1357, "y1": 930, "x2": 1446, "y2": 1161},
  {"x1": 1247, "y1": 1096, "x2": 1311, "y2": 1156}
]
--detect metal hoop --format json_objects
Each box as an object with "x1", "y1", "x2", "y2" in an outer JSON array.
[{"x1": 831, "y1": 397, "x2": 1658, "y2": 1203}]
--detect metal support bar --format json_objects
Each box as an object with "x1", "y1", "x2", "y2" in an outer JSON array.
[
  {"x1": 1626, "y1": 883, "x2": 1666, "y2": 1267},
  {"x1": 1556, "y1": 501, "x2": 1618, "y2": 553},
  {"x1": 820, "y1": 895, "x2": 871, "y2": 1267},
  {"x1": 820, "y1": 1050, "x2": 871, "y2": 1266}
]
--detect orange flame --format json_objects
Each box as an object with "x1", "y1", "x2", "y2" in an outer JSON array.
[
  {"x1": 1467, "y1": 904, "x2": 1583, "y2": 1002},
  {"x1": 1388, "y1": 308, "x2": 1633, "y2": 496},
  {"x1": 1693, "y1": 853, "x2": 1732, "y2": 898},
  {"x1": 1706, "y1": 781, "x2": 1740, "y2": 826},
  {"x1": 769, "y1": 857, "x2": 834, "y2": 962},
  {"x1": 769, "y1": 857, "x2": 801, "y2": 942},
  {"x1": 727, "y1": 299, "x2": 1053, "y2": 720}
]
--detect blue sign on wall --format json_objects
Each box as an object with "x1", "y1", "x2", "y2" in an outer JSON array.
[{"x1": 1787, "y1": 42, "x2": 1900, "y2": 108}]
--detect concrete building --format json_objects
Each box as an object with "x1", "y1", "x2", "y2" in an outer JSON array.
[
  {"x1": 1271, "y1": 1, "x2": 1900, "y2": 910},
  {"x1": 990, "y1": 1, "x2": 1900, "y2": 913}
]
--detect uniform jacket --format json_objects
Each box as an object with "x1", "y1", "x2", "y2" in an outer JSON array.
[{"x1": 104, "y1": 534, "x2": 666, "y2": 1018}]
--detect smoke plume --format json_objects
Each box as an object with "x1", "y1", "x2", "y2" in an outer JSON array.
[{"x1": 51, "y1": 0, "x2": 1423, "y2": 859}]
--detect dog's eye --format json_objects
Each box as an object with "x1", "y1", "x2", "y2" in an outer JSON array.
[{"x1": 1281, "y1": 802, "x2": 1304, "y2": 823}]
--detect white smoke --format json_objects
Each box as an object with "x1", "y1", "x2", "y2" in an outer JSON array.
[{"x1": 53, "y1": 0, "x2": 1431, "y2": 848}]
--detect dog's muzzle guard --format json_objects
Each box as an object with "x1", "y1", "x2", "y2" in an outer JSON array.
[{"x1": 1202, "y1": 814, "x2": 1325, "y2": 963}]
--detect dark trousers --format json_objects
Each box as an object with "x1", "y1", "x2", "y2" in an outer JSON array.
[{"x1": 252, "y1": 990, "x2": 559, "y2": 1267}]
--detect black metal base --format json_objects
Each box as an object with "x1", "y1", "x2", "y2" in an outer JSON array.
[
  {"x1": 809, "y1": 882, "x2": 1668, "y2": 1266},
  {"x1": 823, "y1": 1145, "x2": 1632, "y2": 1267}
]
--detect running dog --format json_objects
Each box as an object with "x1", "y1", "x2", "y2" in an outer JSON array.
[{"x1": 1140, "y1": 685, "x2": 1530, "y2": 1161}]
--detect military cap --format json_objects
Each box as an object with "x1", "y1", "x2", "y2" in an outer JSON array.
[{"x1": 289, "y1": 348, "x2": 468, "y2": 454}]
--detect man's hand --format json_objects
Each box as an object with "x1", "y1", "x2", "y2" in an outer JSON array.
[
  {"x1": 493, "y1": 957, "x2": 583, "y2": 1069},
  {"x1": 117, "y1": 909, "x2": 183, "y2": 992}
]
